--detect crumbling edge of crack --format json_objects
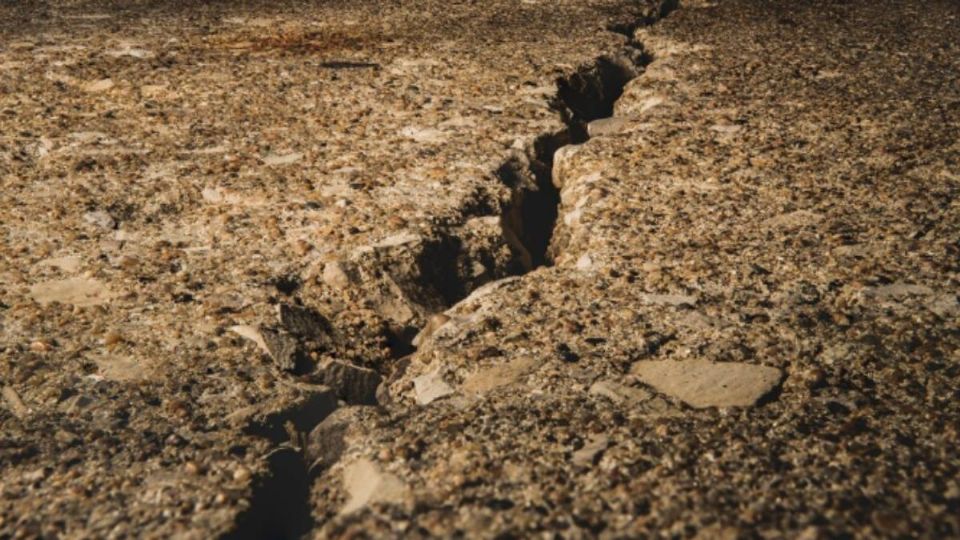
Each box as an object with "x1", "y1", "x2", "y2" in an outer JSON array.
[
  {"x1": 387, "y1": 0, "x2": 676, "y2": 323},
  {"x1": 495, "y1": 1, "x2": 677, "y2": 271},
  {"x1": 220, "y1": 2, "x2": 680, "y2": 537},
  {"x1": 219, "y1": 387, "x2": 338, "y2": 540}
]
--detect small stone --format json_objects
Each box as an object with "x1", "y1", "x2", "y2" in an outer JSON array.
[
  {"x1": 575, "y1": 254, "x2": 593, "y2": 271},
  {"x1": 229, "y1": 325, "x2": 300, "y2": 372},
  {"x1": 293, "y1": 239, "x2": 312, "y2": 256},
  {"x1": 37, "y1": 256, "x2": 81, "y2": 273},
  {"x1": 29, "y1": 341, "x2": 52, "y2": 353},
  {"x1": 232, "y1": 467, "x2": 251, "y2": 482},
  {"x1": 636, "y1": 293, "x2": 698, "y2": 306},
  {"x1": 117, "y1": 255, "x2": 139, "y2": 269},
  {"x1": 322, "y1": 261, "x2": 352, "y2": 290},
  {"x1": 868, "y1": 282, "x2": 934, "y2": 299},
  {"x1": 928, "y1": 294, "x2": 959, "y2": 318},
  {"x1": 399, "y1": 126, "x2": 446, "y2": 143},
  {"x1": 709, "y1": 123, "x2": 742, "y2": 134},
  {"x1": 340, "y1": 458, "x2": 408, "y2": 515},
  {"x1": 106, "y1": 45, "x2": 153, "y2": 59},
  {"x1": 95, "y1": 355, "x2": 148, "y2": 382},
  {"x1": 22, "y1": 468, "x2": 47, "y2": 483},
  {"x1": 83, "y1": 211, "x2": 117, "y2": 230},
  {"x1": 184, "y1": 462, "x2": 200, "y2": 475},
  {"x1": 317, "y1": 359, "x2": 381, "y2": 405},
  {"x1": 631, "y1": 360, "x2": 783, "y2": 409},
  {"x1": 261, "y1": 152, "x2": 303, "y2": 166},
  {"x1": 587, "y1": 117, "x2": 631, "y2": 137},
  {"x1": 259, "y1": 330, "x2": 300, "y2": 372},
  {"x1": 54, "y1": 430, "x2": 79, "y2": 445},
  {"x1": 412, "y1": 370, "x2": 454, "y2": 405},
  {"x1": 694, "y1": 525, "x2": 741, "y2": 540}
]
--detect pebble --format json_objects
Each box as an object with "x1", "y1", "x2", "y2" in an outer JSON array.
[
  {"x1": 1, "y1": 386, "x2": 30, "y2": 419},
  {"x1": 82, "y1": 78, "x2": 115, "y2": 92},
  {"x1": 412, "y1": 370, "x2": 455, "y2": 405},
  {"x1": 277, "y1": 303, "x2": 331, "y2": 341},
  {"x1": 37, "y1": 256, "x2": 82, "y2": 273},
  {"x1": 232, "y1": 467, "x2": 251, "y2": 482},
  {"x1": 83, "y1": 211, "x2": 117, "y2": 230}
]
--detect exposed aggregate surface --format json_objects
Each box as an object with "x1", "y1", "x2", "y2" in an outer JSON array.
[{"x1": 1, "y1": 0, "x2": 959, "y2": 538}]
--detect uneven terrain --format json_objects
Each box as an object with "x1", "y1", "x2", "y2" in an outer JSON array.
[{"x1": 1, "y1": 0, "x2": 958, "y2": 538}]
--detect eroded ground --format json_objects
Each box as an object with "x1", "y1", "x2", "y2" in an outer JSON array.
[{"x1": 1, "y1": 0, "x2": 958, "y2": 538}]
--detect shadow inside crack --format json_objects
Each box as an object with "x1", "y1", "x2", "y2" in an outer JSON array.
[{"x1": 221, "y1": 448, "x2": 313, "y2": 540}]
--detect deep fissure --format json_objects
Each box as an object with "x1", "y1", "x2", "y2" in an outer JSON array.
[
  {"x1": 225, "y1": 9, "x2": 672, "y2": 538},
  {"x1": 500, "y1": 38, "x2": 653, "y2": 269}
]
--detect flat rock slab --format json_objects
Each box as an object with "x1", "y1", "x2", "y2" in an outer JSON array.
[
  {"x1": 29, "y1": 277, "x2": 116, "y2": 306},
  {"x1": 631, "y1": 360, "x2": 782, "y2": 409}
]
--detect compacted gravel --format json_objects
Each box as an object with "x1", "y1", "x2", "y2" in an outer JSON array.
[{"x1": 1, "y1": 0, "x2": 957, "y2": 538}]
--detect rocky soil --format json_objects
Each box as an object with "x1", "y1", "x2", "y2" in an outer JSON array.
[{"x1": 1, "y1": 0, "x2": 958, "y2": 538}]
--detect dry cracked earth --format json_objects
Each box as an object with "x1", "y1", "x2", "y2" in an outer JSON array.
[{"x1": 1, "y1": 0, "x2": 958, "y2": 538}]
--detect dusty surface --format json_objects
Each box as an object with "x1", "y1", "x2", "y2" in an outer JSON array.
[{"x1": 2, "y1": 0, "x2": 959, "y2": 538}]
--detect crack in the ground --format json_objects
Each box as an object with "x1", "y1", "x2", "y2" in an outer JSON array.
[
  {"x1": 222, "y1": 3, "x2": 677, "y2": 537},
  {"x1": 499, "y1": 41, "x2": 652, "y2": 268},
  {"x1": 223, "y1": 447, "x2": 314, "y2": 540}
]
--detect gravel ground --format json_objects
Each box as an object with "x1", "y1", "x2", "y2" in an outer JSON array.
[{"x1": 1, "y1": 0, "x2": 958, "y2": 538}]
